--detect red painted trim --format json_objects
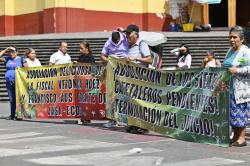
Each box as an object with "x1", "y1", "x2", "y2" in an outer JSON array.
[
  {"x1": 54, "y1": 8, "x2": 67, "y2": 33},
  {"x1": 67, "y1": 8, "x2": 171, "y2": 32},
  {"x1": 66, "y1": 8, "x2": 85, "y2": 32},
  {"x1": 0, "y1": 16, "x2": 14, "y2": 36},
  {"x1": 0, "y1": 8, "x2": 173, "y2": 36},
  {"x1": 14, "y1": 11, "x2": 43, "y2": 35},
  {"x1": 43, "y1": 8, "x2": 56, "y2": 33}
]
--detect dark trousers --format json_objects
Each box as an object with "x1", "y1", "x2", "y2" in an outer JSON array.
[{"x1": 6, "y1": 81, "x2": 16, "y2": 119}]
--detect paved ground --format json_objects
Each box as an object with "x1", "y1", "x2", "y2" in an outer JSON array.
[{"x1": 1, "y1": 103, "x2": 250, "y2": 166}]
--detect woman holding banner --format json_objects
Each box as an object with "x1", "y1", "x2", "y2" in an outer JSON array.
[
  {"x1": 0, "y1": 47, "x2": 27, "y2": 120},
  {"x1": 101, "y1": 30, "x2": 129, "y2": 128},
  {"x1": 224, "y1": 26, "x2": 250, "y2": 147}
]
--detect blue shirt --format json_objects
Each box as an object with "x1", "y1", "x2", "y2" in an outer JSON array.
[
  {"x1": 4, "y1": 56, "x2": 23, "y2": 81},
  {"x1": 224, "y1": 45, "x2": 250, "y2": 68},
  {"x1": 223, "y1": 50, "x2": 238, "y2": 68}
]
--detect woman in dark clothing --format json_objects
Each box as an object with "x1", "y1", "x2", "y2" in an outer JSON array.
[
  {"x1": 77, "y1": 41, "x2": 95, "y2": 64},
  {"x1": 77, "y1": 41, "x2": 95, "y2": 124}
]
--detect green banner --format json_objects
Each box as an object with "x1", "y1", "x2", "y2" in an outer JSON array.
[{"x1": 106, "y1": 56, "x2": 230, "y2": 147}]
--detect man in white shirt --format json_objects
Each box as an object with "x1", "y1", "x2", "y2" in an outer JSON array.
[{"x1": 49, "y1": 41, "x2": 71, "y2": 65}]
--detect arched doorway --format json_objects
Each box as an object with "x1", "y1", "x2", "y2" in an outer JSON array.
[{"x1": 209, "y1": 0, "x2": 228, "y2": 27}]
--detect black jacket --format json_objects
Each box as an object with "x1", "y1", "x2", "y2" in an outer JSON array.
[{"x1": 78, "y1": 54, "x2": 95, "y2": 64}]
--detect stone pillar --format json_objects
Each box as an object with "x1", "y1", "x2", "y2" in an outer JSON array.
[
  {"x1": 228, "y1": 0, "x2": 236, "y2": 27},
  {"x1": 43, "y1": 0, "x2": 67, "y2": 33},
  {"x1": 202, "y1": 4, "x2": 209, "y2": 25}
]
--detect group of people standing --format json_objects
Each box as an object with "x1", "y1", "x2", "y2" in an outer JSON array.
[
  {"x1": 0, "y1": 24, "x2": 154, "y2": 133},
  {"x1": 0, "y1": 40, "x2": 95, "y2": 120},
  {"x1": 49, "y1": 41, "x2": 95, "y2": 65},
  {"x1": 0, "y1": 24, "x2": 250, "y2": 147},
  {"x1": 100, "y1": 24, "x2": 152, "y2": 67},
  {"x1": 100, "y1": 24, "x2": 153, "y2": 133},
  {"x1": 0, "y1": 47, "x2": 42, "y2": 120}
]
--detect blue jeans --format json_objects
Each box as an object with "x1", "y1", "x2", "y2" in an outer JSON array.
[{"x1": 6, "y1": 81, "x2": 16, "y2": 119}]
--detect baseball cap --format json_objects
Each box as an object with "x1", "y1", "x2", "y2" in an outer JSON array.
[
  {"x1": 8, "y1": 47, "x2": 17, "y2": 51},
  {"x1": 124, "y1": 24, "x2": 139, "y2": 34}
]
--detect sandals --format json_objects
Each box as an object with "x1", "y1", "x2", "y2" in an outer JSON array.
[{"x1": 231, "y1": 141, "x2": 247, "y2": 147}]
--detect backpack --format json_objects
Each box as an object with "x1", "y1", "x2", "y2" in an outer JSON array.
[
  {"x1": 139, "y1": 41, "x2": 163, "y2": 69},
  {"x1": 150, "y1": 45, "x2": 163, "y2": 69},
  {"x1": 138, "y1": 31, "x2": 166, "y2": 69}
]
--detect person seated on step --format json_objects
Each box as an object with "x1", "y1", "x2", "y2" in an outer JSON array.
[
  {"x1": 201, "y1": 51, "x2": 221, "y2": 68},
  {"x1": 194, "y1": 23, "x2": 211, "y2": 32},
  {"x1": 167, "y1": 20, "x2": 182, "y2": 32}
]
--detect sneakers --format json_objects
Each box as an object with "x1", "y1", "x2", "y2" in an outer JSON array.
[
  {"x1": 6, "y1": 116, "x2": 14, "y2": 120},
  {"x1": 82, "y1": 120, "x2": 91, "y2": 123},
  {"x1": 103, "y1": 121, "x2": 117, "y2": 128},
  {"x1": 6, "y1": 116, "x2": 22, "y2": 121}
]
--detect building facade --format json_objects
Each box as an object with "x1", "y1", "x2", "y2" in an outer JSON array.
[
  {"x1": 0, "y1": 0, "x2": 247, "y2": 36},
  {"x1": 203, "y1": 0, "x2": 250, "y2": 28}
]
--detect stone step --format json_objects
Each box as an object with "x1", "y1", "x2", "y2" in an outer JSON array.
[{"x1": 0, "y1": 34, "x2": 234, "y2": 101}]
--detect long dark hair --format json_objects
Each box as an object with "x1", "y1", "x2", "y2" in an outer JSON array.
[{"x1": 177, "y1": 44, "x2": 190, "y2": 63}]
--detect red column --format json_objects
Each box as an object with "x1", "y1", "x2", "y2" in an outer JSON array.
[
  {"x1": 54, "y1": 8, "x2": 67, "y2": 33},
  {"x1": 43, "y1": 7, "x2": 67, "y2": 33},
  {"x1": 0, "y1": 15, "x2": 14, "y2": 36}
]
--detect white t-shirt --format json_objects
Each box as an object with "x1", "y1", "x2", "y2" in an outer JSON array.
[
  {"x1": 170, "y1": 48, "x2": 192, "y2": 68},
  {"x1": 26, "y1": 58, "x2": 42, "y2": 67},
  {"x1": 49, "y1": 50, "x2": 71, "y2": 65},
  {"x1": 177, "y1": 54, "x2": 192, "y2": 68},
  {"x1": 205, "y1": 59, "x2": 216, "y2": 68}
]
